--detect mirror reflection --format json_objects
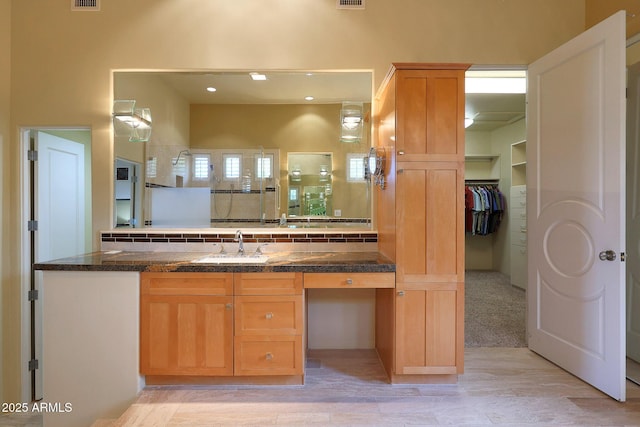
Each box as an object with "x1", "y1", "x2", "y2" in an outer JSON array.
[{"x1": 113, "y1": 70, "x2": 373, "y2": 229}]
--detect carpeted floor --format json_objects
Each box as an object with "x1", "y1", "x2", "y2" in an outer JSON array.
[{"x1": 465, "y1": 270, "x2": 527, "y2": 348}]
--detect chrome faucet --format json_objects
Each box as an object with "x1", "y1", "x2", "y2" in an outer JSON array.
[{"x1": 234, "y1": 230, "x2": 244, "y2": 255}]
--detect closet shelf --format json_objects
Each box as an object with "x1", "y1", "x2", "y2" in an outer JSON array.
[{"x1": 465, "y1": 154, "x2": 499, "y2": 162}]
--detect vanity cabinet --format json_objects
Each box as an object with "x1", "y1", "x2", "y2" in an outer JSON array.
[
  {"x1": 140, "y1": 272, "x2": 304, "y2": 380},
  {"x1": 376, "y1": 63, "x2": 468, "y2": 381},
  {"x1": 140, "y1": 272, "x2": 234, "y2": 376}
]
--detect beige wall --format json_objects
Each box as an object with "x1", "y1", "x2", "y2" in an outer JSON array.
[
  {"x1": 0, "y1": 0, "x2": 9, "y2": 406},
  {"x1": 3, "y1": 0, "x2": 587, "y2": 401},
  {"x1": 586, "y1": 0, "x2": 640, "y2": 37}
]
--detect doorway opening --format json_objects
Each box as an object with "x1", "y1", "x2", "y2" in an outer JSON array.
[
  {"x1": 20, "y1": 128, "x2": 91, "y2": 401},
  {"x1": 463, "y1": 68, "x2": 527, "y2": 349}
]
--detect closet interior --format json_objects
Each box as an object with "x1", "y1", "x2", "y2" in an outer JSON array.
[{"x1": 464, "y1": 70, "x2": 527, "y2": 347}]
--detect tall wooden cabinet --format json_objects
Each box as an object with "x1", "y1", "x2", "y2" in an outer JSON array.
[{"x1": 375, "y1": 63, "x2": 468, "y2": 381}]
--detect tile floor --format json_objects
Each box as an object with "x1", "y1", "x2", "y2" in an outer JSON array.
[{"x1": 100, "y1": 348, "x2": 640, "y2": 426}]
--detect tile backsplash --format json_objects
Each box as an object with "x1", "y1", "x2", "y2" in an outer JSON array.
[{"x1": 101, "y1": 230, "x2": 378, "y2": 253}]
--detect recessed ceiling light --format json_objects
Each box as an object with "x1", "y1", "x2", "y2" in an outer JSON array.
[
  {"x1": 250, "y1": 72, "x2": 267, "y2": 81},
  {"x1": 305, "y1": 96, "x2": 314, "y2": 101},
  {"x1": 206, "y1": 87, "x2": 217, "y2": 92}
]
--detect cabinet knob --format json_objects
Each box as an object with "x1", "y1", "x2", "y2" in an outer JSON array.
[
  {"x1": 265, "y1": 312, "x2": 273, "y2": 320},
  {"x1": 397, "y1": 291, "x2": 405, "y2": 297},
  {"x1": 398, "y1": 150, "x2": 405, "y2": 155},
  {"x1": 346, "y1": 278, "x2": 353, "y2": 285},
  {"x1": 225, "y1": 303, "x2": 232, "y2": 310},
  {"x1": 266, "y1": 352, "x2": 273, "y2": 361}
]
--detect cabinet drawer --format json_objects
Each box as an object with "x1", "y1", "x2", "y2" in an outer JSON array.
[
  {"x1": 234, "y1": 335, "x2": 303, "y2": 376},
  {"x1": 511, "y1": 231, "x2": 527, "y2": 247},
  {"x1": 511, "y1": 185, "x2": 527, "y2": 199},
  {"x1": 234, "y1": 272, "x2": 302, "y2": 296},
  {"x1": 304, "y1": 272, "x2": 395, "y2": 289},
  {"x1": 510, "y1": 244, "x2": 527, "y2": 290},
  {"x1": 235, "y1": 296, "x2": 303, "y2": 335},
  {"x1": 509, "y1": 214, "x2": 527, "y2": 234},
  {"x1": 141, "y1": 272, "x2": 233, "y2": 296}
]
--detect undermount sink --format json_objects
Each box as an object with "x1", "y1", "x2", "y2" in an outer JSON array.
[{"x1": 192, "y1": 254, "x2": 269, "y2": 264}]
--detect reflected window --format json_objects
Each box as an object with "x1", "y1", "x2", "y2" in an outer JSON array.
[
  {"x1": 146, "y1": 157, "x2": 157, "y2": 179},
  {"x1": 347, "y1": 153, "x2": 367, "y2": 182},
  {"x1": 255, "y1": 154, "x2": 273, "y2": 179},
  {"x1": 193, "y1": 154, "x2": 210, "y2": 181},
  {"x1": 223, "y1": 154, "x2": 241, "y2": 180}
]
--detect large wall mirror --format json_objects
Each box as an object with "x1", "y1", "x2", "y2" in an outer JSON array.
[{"x1": 113, "y1": 70, "x2": 373, "y2": 229}]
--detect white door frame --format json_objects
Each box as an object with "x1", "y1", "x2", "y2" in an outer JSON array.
[{"x1": 19, "y1": 127, "x2": 90, "y2": 402}]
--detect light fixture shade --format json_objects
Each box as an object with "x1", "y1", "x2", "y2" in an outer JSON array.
[
  {"x1": 290, "y1": 167, "x2": 302, "y2": 182},
  {"x1": 340, "y1": 102, "x2": 363, "y2": 143},
  {"x1": 113, "y1": 100, "x2": 152, "y2": 142}
]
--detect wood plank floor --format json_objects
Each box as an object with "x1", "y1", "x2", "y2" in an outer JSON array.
[{"x1": 105, "y1": 348, "x2": 640, "y2": 426}]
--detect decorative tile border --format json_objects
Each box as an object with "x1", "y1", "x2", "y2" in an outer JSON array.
[{"x1": 101, "y1": 231, "x2": 378, "y2": 245}]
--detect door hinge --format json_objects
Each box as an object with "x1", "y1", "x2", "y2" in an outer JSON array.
[
  {"x1": 28, "y1": 359, "x2": 39, "y2": 371},
  {"x1": 28, "y1": 150, "x2": 38, "y2": 161},
  {"x1": 28, "y1": 289, "x2": 38, "y2": 301},
  {"x1": 621, "y1": 252, "x2": 626, "y2": 262},
  {"x1": 28, "y1": 220, "x2": 38, "y2": 231}
]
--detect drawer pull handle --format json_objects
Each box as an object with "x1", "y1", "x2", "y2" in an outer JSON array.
[
  {"x1": 265, "y1": 312, "x2": 273, "y2": 320},
  {"x1": 398, "y1": 150, "x2": 405, "y2": 155},
  {"x1": 266, "y1": 352, "x2": 273, "y2": 361},
  {"x1": 346, "y1": 278, "x2": 353, "y2": 285},
  {"x1": 397, "y1": 291, "x2": 405, "y2": 297}
]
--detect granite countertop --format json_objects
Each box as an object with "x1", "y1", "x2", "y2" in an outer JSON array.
[{"x1": 33, "y1": 251, "x2": 396, "y2": 273}]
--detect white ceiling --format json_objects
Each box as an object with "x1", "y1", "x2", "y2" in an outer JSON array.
[
  {"x1": 129, "y1": 70, "x2": 526, "y2": 132},
  {"x1": 465, "y1": 92, "x2": 526, "y2": 131},
  {"x1": 155, "y1": 71, "x2": 373, "y2": 105}
]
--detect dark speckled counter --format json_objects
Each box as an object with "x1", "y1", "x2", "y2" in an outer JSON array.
[{"x1": 33, "y1": 251, "x2": 395, "y2": 273}]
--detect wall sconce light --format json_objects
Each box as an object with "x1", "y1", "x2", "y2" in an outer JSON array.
[
  {"x1": 290, "y1": 167, "x2": 302, "y2": 182},
  {"x1": 113, "y1": 100, "x2": 152, "y2": 142},
  {"x1": 365, "y1": 147, "x2": 386, "y2": 189},
  {"x1": 319, "y1": 165, "x2": 330, "y2": 182},
  {"x1": 340, "y1": 101, "x2": 363, "y2": 143}
]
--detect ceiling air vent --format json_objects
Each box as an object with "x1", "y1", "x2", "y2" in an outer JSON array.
[
  {"x1": 71, "y1": 0, "x2": 100, "y2": 11},
  {"x1": 337, "y1": 0, "x2": 365, "y2": 10}
]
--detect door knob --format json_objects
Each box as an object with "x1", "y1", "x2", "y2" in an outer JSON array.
[{"x1": 599, "y1": 250, "x2": 616, "y2": 261}]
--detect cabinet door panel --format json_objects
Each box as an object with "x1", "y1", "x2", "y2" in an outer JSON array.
[
  {"x1": 396, "y1": 163, "x2": 464, "y2": 284},
  {"x1": 140, "y1": 295, "x2": 233, "y2": 376},
  {"x1": 396, "y1": 69, "x2": 465, "y2": 161},
  {"x1": 395, "y1": 288, "x2": 461, "y2": 375}
]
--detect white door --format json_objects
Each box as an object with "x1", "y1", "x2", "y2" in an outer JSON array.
[
  {"x1": 527, "y1": 10, "x2": 626, "y2": 401},
  {"x1": 33, "y1": 130, "x2": 86, "y2": 400},
  {"x1": 36, "y1": 131, "x2": 86, "y2": 261},
  {"x1": 627, "y1": 62, "x2": 640, "y2": 365}
]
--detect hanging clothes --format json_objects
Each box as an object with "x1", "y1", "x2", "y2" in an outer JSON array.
[{"x1": 464, "y1": 184, "x2": 505, "y2": 236}]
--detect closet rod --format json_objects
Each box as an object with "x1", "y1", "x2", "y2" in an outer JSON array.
[{"x1": 465, "y1": 179, "x2": 500, "y2": 185}]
